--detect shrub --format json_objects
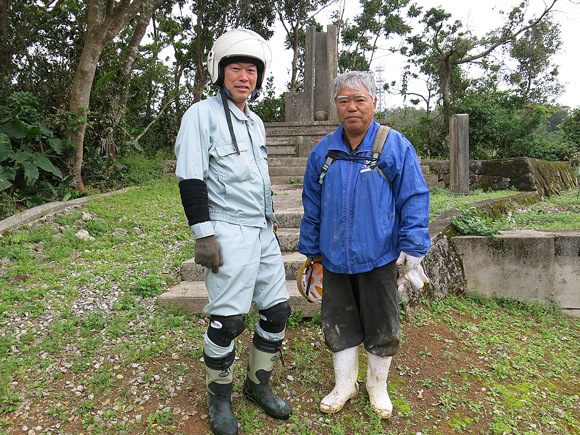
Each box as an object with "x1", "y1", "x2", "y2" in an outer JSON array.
[
  {"x1": 0, "y1": 92, "x2": 79, "y2": 210},
  {"x1": 451, "y1": 206, "x2": 504, "y2": 239}
]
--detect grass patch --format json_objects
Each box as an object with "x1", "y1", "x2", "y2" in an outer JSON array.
[
  {"x1": 1, "y1": 177, "x2": 579, "y2": 434},
  {"x1": 503, "y1": 188, "x2": 580, "y2": 230},
  {"x1": 429, "y1": 187, "x2": 517, "y2": 222}
]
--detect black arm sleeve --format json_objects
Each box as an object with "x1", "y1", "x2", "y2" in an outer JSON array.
[{"x1": 178, "y1": 178, "x2": 210, "y2": 226}]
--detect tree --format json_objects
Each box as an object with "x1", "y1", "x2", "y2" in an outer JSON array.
[
  {"x1": 454, "y1": 84, "x2": 550, "y2": 159},
  {"x1": 403, "y1": 0, "x2": 559, "y2": 121},
  {"x1": 505, "y1": 17, "x2": 562, "y2": 103},
  {"x1": 276, "y1": 0, "x2": 334, "y2": 91},
  {"x1": 561, "y1": 108, "x2": 580, "y2": 149},
  {"x1": 64, "y1": 0, "x2": 167, "y2": 192},
  {"x1": 0, "y1": 0, "x2": 11, "y2": 86},
  {"x1": 99, "y1": 0, "x2": 167, "y2": 159},
  {"x1": 1, "y1": 1, "x2": 86, "y2": 120},
  {"x1": 250, "y1": 77, "x2": 285, "y2": 122},
  {"x1": 337, "y1": 0, "x2": 417, "y2": 72}
]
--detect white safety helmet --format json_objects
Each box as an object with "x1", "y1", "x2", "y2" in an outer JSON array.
[{"x1": 207, "y1": 28, "x2": 272, "y2": 91}]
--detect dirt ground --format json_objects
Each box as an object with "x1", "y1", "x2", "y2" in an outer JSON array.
[{"x1": 9, "y1": 306, "x2": 570, "y2": 435}]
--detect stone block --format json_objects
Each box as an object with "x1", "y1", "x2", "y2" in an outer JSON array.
[
  {"x1": 481, "y1": 158, "x2": 531, "y2": 178},
  {"x1": 453, "y1": 230, "x2": 580, "y2": 312}
]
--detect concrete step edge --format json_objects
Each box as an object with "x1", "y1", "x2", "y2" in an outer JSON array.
[
  {"x1": 181, "y1": 251, "x2": 306, "y2": 282},
  {"x1": 158, "y1": 279, "x2": 320, "y2": 317}
]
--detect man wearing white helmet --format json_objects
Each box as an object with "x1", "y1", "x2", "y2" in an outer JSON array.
[{"x1": 174, "y1": 28, "x2": 292, "y2": 435}]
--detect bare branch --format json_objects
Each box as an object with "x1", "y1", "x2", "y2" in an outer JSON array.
[
  {"x1": 132, "y1": 95, "x2": 176, "y2": 143},
  {"x1": 456, "y1": 0, "x2": 558, "y2": 65}
]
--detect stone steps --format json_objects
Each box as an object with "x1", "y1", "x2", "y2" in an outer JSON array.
[
  {"x1": 269, "y1": 166, "x2": 307, "y2": 177},
  {"x1": 264, "y1": 122, "x2": 339, "y2": 137},
  {"x1": 158, "y1": 279, "x2": 320, "y2": 317},
  {"x1": 270, "y1": 157, "x2": 309, "y2": 167},
  {"x1": 157, "y1": 187, "x2": 309, "y2": 315},
  {"x1": 267, "y1": 144, "x2": 296, "y2": 157},
  {"x1": 180, "y1": 251, "x2": 306, "y2": 282}
]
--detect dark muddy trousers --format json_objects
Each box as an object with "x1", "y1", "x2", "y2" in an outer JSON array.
[{"x1": 321, "y1": 260, "x2": 400, "y2": 357}]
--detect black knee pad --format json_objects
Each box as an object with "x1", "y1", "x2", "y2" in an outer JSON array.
[
  {"x1": 207, "y1": 315, "x2": 245, "y2": 347},
  {"x1": 259, "y1": 302, "x2": 291, "y2": 334}
]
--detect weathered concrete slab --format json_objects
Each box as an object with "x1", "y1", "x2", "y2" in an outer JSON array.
[
  {"x1": 157, "y1": 279, "x2": 320, "y2": 317},
  {"x1": 270, "y1": 157, "x2": 309, "y2": 167},
  {"x1": 181, "y1": 251, "x2": 306, "y2": 282},
  {"x1": 270, "y1": 176, "x2": 303, "y2": 185},
  {"x1": 269, "y1": 167, "x2": 306, "y2": 177},
  {"x1": 276, "y1": 228, "x2": 300, "y2": 252},
  {"x1": 453, "y1": 230, "x2": 580, "y2": 314},
  {"x1": 272, "y1": 188, "x2": 304, "y2": 228}
]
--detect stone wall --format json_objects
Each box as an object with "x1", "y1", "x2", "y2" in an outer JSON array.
[
  {"x1": 398, "y1": 191, "x2": 542, "y2": 316},
  {"x1": 453, "y1": 231, "x2": 580, "y2": 317},
  {"x1": 424, "y1": 157, "x2": 578, "y2": 197}
]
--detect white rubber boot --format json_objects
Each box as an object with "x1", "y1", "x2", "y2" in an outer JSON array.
[
  {"x1": 320, "y1": 346, "x2": 359, "y2": 414},
  {"x1": 366, "y1": 352, "x2": 393, "y2": 419}
]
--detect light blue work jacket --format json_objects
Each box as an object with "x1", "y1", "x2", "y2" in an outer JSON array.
[{"x1": 174, "y1": 95, "x2": 276, "y2": 239}]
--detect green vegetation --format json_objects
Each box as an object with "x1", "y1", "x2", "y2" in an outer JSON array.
[
  {"x1": 0, "y1": 177, "x2": 579, "y2": 433},
  {"x1": 503, "y1": 188, "x2": 580, "y2": 231},
  {"x1": 451, "y1": 206, "x2": 504, "y2": 238},
  {"x1": 429, "y1": 187, "x2": 516, "y2": 222}
]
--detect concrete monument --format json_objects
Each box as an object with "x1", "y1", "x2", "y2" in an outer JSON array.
[{"x1": 284, "y1": 25, "x2": 338, "y2": 123}]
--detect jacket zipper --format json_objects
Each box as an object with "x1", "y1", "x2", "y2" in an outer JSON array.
[{"x1": 345, "y1": 159, "x2": 355, "y2": 274}]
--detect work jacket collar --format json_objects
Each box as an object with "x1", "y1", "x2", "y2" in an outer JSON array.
[
  {"x1": 329, "y1": 120, "x2": 380, "y2": 154},
  {"x1": 222, "y1": 96, "x2": 260, "y2": 123}
]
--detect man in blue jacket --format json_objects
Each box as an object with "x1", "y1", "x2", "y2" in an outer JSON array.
[{"x1": 299, "y1": 71, "x2": 430, "y2": 419}]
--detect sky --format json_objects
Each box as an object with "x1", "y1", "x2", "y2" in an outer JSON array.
[{"x1": 267, "y1": 0, "x2": 580, "y2": 110}]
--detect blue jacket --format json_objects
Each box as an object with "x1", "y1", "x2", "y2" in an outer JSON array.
[{"x1": 298, "y1": 120, "x2": 431, "y2": 274}]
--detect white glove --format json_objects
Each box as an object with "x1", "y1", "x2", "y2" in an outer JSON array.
[
  {"x1": 396, "y1": 264, "x2": 430, "y2": 289},
  {"x1": 396, "y1": 251, "x2": 424, "y2": 275}
]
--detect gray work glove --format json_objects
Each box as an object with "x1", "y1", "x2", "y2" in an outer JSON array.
[{"x1": 195, "y1": 235, "x2": 223, "y2": 273}]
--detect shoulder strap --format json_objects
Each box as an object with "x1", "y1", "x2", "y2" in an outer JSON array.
[
  {"x1": 370, "y1": 125, "x2": 392, "y2": 186},
  {"x1": 220, "y1": 87, "x2": 240, "y2": 155},
  {"x1": 319, "y1": 126, "x2": 392, "y2": 186},
  {"x1": 370, "y1": 125, "x2": 391, "y2": 165},
  {"x1": 318, "y1": 132, "x2": 337, "y2": 185},
  {"x1": 319, "y1": 150, "x2": 338, "y2": 185}
]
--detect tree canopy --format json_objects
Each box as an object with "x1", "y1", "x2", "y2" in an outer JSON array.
[{"x1": 0, "y1": 0, "x2": 578, "y2": 212}]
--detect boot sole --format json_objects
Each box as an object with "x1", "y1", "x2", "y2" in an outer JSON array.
[
  {"x1": 370, "y1": 405, "x2": 392, "y2": 419},
  {"x1": 319, "y1": 390, "x2": 358, "y2": 414},
  {"x1": 243, "y1": 388, "x2": 292, "y2": 420}
]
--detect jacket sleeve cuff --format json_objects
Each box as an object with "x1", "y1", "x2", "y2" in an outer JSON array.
[{"x1": 191, "y1": 221, "x2": 215, "y2": 239}]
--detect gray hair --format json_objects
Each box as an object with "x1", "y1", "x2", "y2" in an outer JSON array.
[{"x1": 333, "y1": 71, "x2": 376, "y2": 100}]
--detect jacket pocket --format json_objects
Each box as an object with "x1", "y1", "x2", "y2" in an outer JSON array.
[{"x1": 214, "y1": 141, "x2": 252, "y2": 183}]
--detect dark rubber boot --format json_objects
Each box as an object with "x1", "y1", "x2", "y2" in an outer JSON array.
[
  {"x1": 243, "y1": 335, "x2": 292, "y2": 419},
  {"x1": 204, "y1": 351, "x2": 238, "y2": 435}
]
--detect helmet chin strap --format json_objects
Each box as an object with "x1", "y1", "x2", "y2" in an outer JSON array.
[
  {"x1": 250, "y1": 88, "x2": 260, "y2": 101},
  {"x1": 220, "y1": 87, "x2": 240, "y2": 155}
]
